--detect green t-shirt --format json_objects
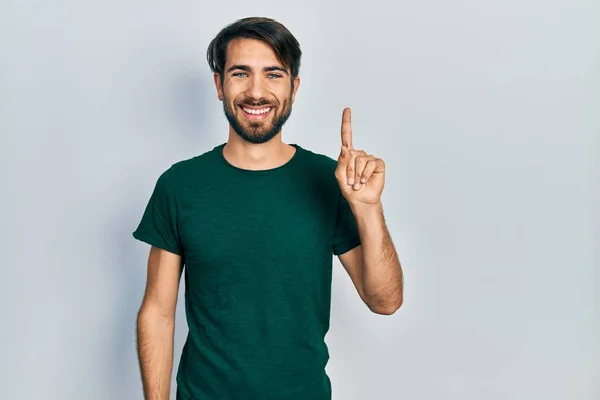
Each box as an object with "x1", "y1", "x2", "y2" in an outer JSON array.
[{"x1": 133, "y1": 143, "x2": 361, "y2": 400}]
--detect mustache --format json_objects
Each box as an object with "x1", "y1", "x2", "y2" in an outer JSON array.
[{"x1": 237, "y1": 99, "x2": 277, "y2": 107}]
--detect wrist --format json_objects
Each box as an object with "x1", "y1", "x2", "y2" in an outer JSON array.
[{"x1": 348, "y1": 200, "x2": 383, "y2": 217}]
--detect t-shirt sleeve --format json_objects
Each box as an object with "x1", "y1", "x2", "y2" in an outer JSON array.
[
  {"x1": 132, "y1": 168, "x2": 183, "y2": 256},
  {"x1": 332, "y1": 191, "x2": 362, "y2": 255}
]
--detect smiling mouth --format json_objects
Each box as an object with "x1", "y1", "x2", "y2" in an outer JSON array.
[{"x1": 239, "y1": 105, "x2": 274, "y2": 120}]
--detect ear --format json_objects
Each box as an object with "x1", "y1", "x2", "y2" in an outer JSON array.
[
  {"x1": 291, "y1": 76, "x2": 301, "y2": 104},
  {"x1": 213, "y1": 72, "x2": 224, "y2": 101}
]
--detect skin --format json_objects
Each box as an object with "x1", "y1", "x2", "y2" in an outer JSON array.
[
  {"x1": 136, "y1": 247, "x2": 182, "y2": 400},
  {"x1": 136, "y1": 37, "x2": 403, "y2": 399}
]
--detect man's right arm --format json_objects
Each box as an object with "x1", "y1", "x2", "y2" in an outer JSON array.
[{"x1": 137, "y1": 246, "x2": 184, "y2": 400}]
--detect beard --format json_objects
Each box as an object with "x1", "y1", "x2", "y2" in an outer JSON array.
[{"x1": 222, "y1": 93, "x2": 293, "y2": 144}]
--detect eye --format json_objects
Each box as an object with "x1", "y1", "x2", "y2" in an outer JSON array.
[
  {"x1": 232, "y1": 72, "x2": 248, "y2": 77},
  {"x1": 267, "y1": 74, "x2": 283, "y2": 79}
]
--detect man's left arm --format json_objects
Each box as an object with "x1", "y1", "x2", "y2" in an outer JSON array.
[
  {"x1": 339, "y1": 201, "x2": 403, "y2": 315},
  {"x1": 335, "y1": 107, "x2": 404, "y2": 315}
]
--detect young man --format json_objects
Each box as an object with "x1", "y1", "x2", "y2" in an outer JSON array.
[{"x1": 133, "y1": 16, "x2": 403, "y2": 400}]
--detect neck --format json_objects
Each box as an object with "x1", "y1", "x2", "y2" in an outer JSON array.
[{"x1": 223, "y1": 129, "x2": 296, "y2": 171}]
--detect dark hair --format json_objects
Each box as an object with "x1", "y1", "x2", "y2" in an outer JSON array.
[{"x1": 207, "y1": 17, "x2": 302, "y2": 81}]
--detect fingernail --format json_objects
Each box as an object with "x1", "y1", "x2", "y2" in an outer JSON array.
[
  {"x1": 360, "y1": 178, "x2": 366, "y2": 183},
  {"x1": 353, "y1": 183, "x2": 361, "y2": 190},
  {"x1": 348, "y1": 178, "x2": 354, "y2": 185}
]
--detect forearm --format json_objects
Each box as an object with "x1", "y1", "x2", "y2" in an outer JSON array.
[
  {"x1": 136, "y1": 306, "x2": 176, "y2": 400},
  {"x1": 350, "y1": 201, "x2": 403, "y2": 313}
]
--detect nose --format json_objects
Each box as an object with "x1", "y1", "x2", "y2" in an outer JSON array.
[{"x1": 246, "y1": 75, "x2": 267, "y2": 101}]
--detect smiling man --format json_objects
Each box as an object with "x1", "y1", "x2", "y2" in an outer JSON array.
[{"x1": 133, "y1": 17, "x2": 403, "y2": 400}]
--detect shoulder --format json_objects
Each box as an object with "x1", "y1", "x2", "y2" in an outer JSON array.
[
  {"x1": 296, "y1": 144, "x2": 339, "y2": 174},
  {"x1": 295, "y1": 145, "x2": 342, "y2": 201},
  {"x1": 158, "y1": 144, "x2": 223, "y2": 184}
]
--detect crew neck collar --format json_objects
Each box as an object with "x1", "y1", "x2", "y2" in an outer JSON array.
[{"x1": 216, "y1": 143, "x2": 302, "y2": 173}]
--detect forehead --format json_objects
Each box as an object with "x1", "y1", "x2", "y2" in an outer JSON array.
[{"x1": 225, "y1": 38, "x2": 283, "y2": 68}]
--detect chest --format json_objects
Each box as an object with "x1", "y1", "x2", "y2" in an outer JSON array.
[{"x1": 177, "y1": 182, "x2": 337, "y2": 286}]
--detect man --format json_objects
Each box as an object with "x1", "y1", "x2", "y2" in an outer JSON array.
[{"x1": 133, "y1": 16, "x2": 403, "y2": 400}]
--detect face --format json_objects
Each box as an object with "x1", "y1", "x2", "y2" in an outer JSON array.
[{"x1": 214, "y1": 38, "x2": 300, "y2": 144}]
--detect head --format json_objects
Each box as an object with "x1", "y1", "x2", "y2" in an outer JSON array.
[{"x1": 207, "y1": 17, "x2": 302, "y2": 144}]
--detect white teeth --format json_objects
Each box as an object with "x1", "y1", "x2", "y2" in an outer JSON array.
[{"x1": 242, "y1": 107, "x2": 271, "y2": 115}]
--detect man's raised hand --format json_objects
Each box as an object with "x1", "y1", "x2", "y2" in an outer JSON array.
[{"x1": 335, "y1": 107, "x2": 386, "y2": 206}]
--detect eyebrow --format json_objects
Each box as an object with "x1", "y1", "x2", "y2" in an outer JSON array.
[{"x1": 226, "y1": 65, "x2": 289, "y2": 75}]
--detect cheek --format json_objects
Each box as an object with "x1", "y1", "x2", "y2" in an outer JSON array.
[
  {"x1": 223, "y1": 81, "x2": 242, "y2": 100},
  {"x1": 274, "y1": 87, "x2": 293, "y2": 104}
]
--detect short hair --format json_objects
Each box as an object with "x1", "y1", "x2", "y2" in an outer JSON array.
[{"x1": 207, "y1": 17, "x2": 302, "y2": 80}]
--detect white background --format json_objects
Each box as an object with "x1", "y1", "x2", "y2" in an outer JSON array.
[{"x1": 1, "y1": 1, "x2": 598, "y2": 399}]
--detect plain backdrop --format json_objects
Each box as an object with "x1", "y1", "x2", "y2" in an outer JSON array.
[{"x1": 1, "y1": 1, "x2": 598, "y2": 399}]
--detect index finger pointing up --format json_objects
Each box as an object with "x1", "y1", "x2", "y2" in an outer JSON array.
[{"x1": 341, "y1": 107, "x2": 353, "y2": 149}]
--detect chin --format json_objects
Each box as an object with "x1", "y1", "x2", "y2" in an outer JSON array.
[{"x1": 238, "y1": 131, "x2": 278, "y2": 144}]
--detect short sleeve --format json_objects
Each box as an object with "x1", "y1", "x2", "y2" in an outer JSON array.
[
  {"x1": 132, "y1": 168, "x2": 183, "y2": 255},
  {"x1": 332, "y1": 192, "x2": 361, "y2": 255}
]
